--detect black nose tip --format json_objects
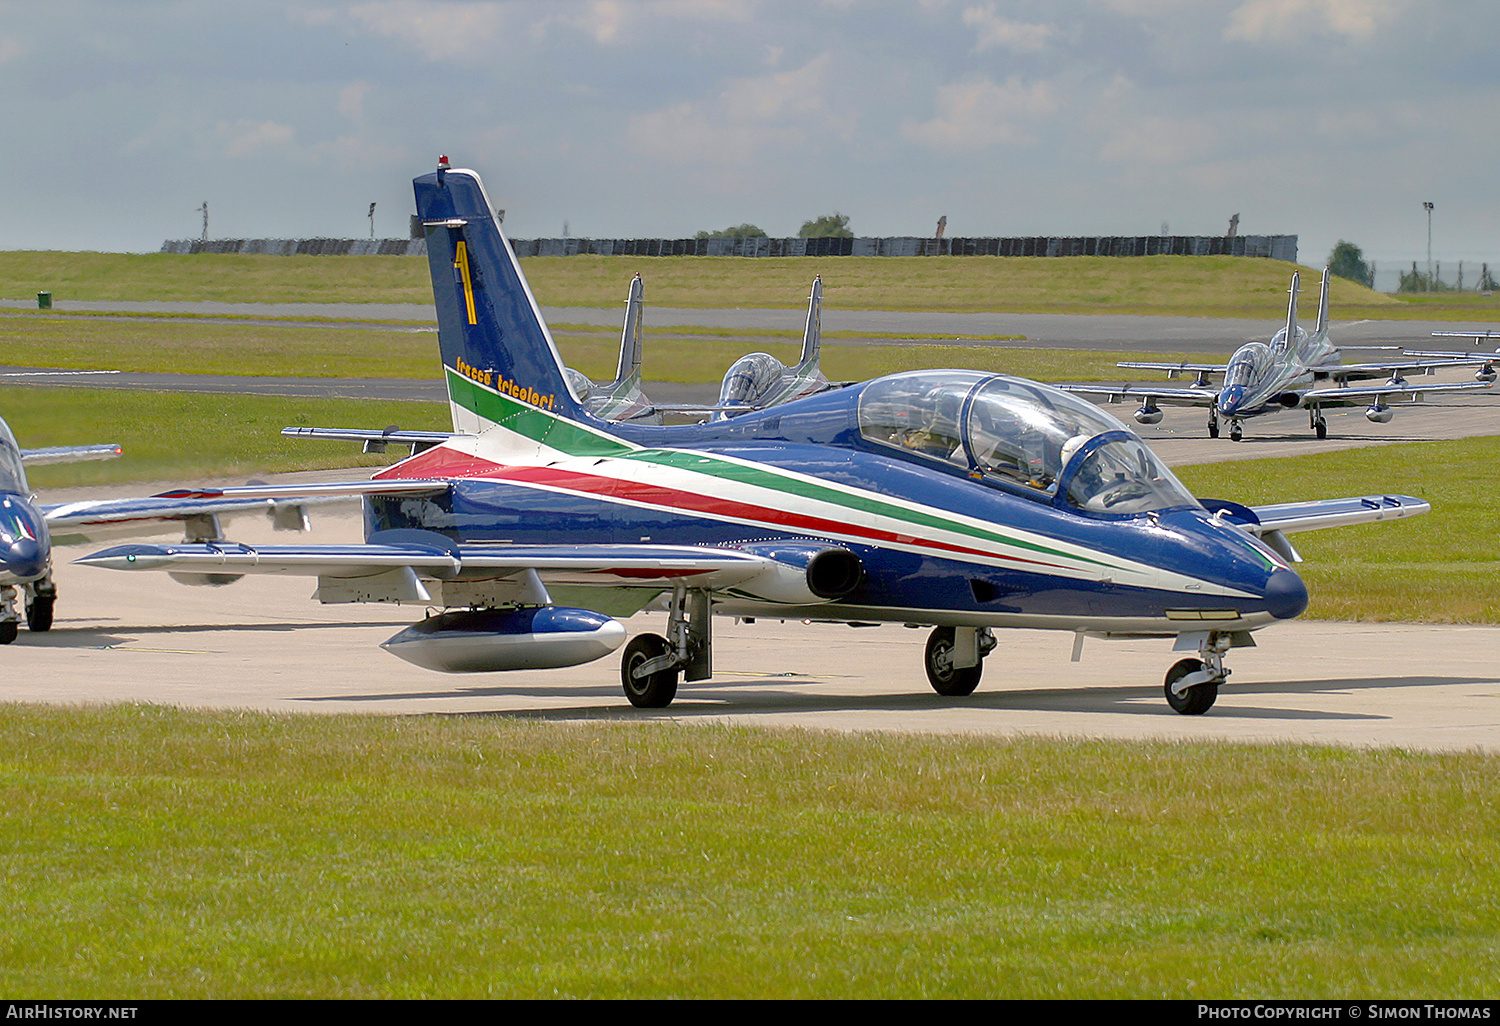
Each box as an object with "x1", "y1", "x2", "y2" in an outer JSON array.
[{"x1": 1265, "y1": 568, "x2": 1308, "y2": 620}]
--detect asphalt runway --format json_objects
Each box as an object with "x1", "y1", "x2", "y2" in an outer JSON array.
[{"x1": 5, "y1": 303, "x2": 1499, "y2": 752}]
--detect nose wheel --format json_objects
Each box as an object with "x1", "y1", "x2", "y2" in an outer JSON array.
[{"x1": 1164, "y1": 658, "x2": 1219, "y2": 714}]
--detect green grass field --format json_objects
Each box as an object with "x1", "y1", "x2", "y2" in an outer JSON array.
[
  {"x1": 2, "y1": 707, "x2": 1495, "y2": 999},
  {"x1": 6, "y1": 249, "x2": 1500, "y2": 319}
]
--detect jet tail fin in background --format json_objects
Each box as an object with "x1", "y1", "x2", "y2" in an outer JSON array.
[
  {"x1": 413, "y1": 160, "x2": 587, "y2": 433},
  {"x1": 1278, "y1": 270, "x2": 1301, "y2": 350},
  {"x1": 1315, "y1": 266, "x2": 1331, "y2": 337},
  {"x1": 615, "y1": 273, "x2": 645, "y2": 387},
  {"x1": 796, "y1": 275, "x2": 823, "y2": 373}
]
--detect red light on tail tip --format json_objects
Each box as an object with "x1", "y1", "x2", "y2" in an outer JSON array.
[{"x1": 437, "y1": 155, "x2": 450, "y2": 169}]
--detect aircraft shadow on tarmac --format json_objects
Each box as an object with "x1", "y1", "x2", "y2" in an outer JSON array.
[{"x1": 293, "y1": 670, "x2": 1494, "y2": 723}]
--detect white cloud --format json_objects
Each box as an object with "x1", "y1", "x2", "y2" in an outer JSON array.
[
  {"x1": 218, "y1": 119, "x2": 295, "y2": 159},
  {"x1": 961, "y1": 5, "x2": 1055, "y2": 52},
  {"x1": 1225, "y1": 0, "x2": 1402, "y2": 43},
  {"x1": 901, "y1": 77, "x2": 1060, "y2": 150},
  {"x1": 340, "y1": 0, "x2": 513, "y2": 62}
]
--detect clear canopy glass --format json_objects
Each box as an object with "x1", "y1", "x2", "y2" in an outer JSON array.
[{"x1": 858, "y1": 371, "x2": 1199, "y2": 516}]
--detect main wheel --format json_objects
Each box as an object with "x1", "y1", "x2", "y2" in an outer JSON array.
[
  {"x1": 1314, "y1": 418, "x2": 1328, "y2": 440},
  {"x1": 924, "y1": 626, "x2": 983, "y2": 696},
  {"x1": 0, "y1": 621, "x2": 16, "y2": 645},
  {"x1": 620, "y1": 632, "x2": 679, "y2": 709},
  {"x1": 1208, "y1": 418, "x2": 1220, "y2": 439},
  {"x1": 1164, "y1": 658, "x2": 1218, "y2": 715},
  {"x1": 26, "y1": 596, "x2": 54, "y2": 633}
]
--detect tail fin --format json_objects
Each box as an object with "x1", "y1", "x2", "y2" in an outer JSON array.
[
  {"x1": 1315, "y1": 266, "x2": 1331, "y2": 337},
  {"x1": 1281, "y1": 270, "x2": 1301, "y2": 348},
  {"x1": 795, "y1": 275, "x2": 823, "y2": 373},
  {"x1": 614, "y1": 273, "x2": 645, "y2": 387},
  {"x1": 413, "y1": 161, "x2": 586, "y2": 433}
]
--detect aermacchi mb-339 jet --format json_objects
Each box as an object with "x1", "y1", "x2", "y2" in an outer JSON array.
[
  {"x1": 1, "y1": 415, "x2": 317, "y2": 643},
  {"x1": 1065, "y1": 269, "x2": 1492, "y2": 441},
  {"x1": 79, "y1": 160, "x2": 1434, "y2": 714}
]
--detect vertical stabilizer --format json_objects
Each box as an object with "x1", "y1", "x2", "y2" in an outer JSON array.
[
  {"x1": 615, "y1": 273, "x2": 645, "y2": 387},
  {"x1": 796, "y1": 275, "x2": 823, "y2": 372},
  {"x1": 1315, "y1": 266, "x2": 1331, "y2": 338},
  {"x1": 413, "y1": 161, "x2": 586, "y2": 433},
  {"x1": 1282, "y1": 271, "x2": 1301, "y2": 349}
]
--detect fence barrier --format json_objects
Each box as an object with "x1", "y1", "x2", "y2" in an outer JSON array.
[{"x1": 161, "y1": 234, "x2": 1297, "y2": 261}]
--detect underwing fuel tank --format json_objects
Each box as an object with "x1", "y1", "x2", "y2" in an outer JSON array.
[{"x1": 381, "y1": 606, "x2": 626, "y2": 673}]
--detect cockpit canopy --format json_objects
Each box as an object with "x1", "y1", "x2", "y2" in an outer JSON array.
[
  {"x1": 857, "y1": 370, "x2": 1199, "y2": 516},
  {"x1": 1225, "y1": 342, "x2": 1274, "y2": 389},
  {"x1": 0, "y1": 420, "x2": 27, "y2": 494}
]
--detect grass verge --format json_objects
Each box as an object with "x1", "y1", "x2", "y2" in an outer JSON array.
[
  {"x1": 7, "y1": 250, "x2": 1498, "y2": 319},
  {"x1": 6, "y1": 387, "x2": 447, "y2": 488},
  {"x1": 1, "y1": 707, "x2": 1494, "y2": 999},
  {"x1": 1176, "y1": 435, "x2": 1500, "y2": 621}
]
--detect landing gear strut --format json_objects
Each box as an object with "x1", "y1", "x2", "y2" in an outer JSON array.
[
  {"x1": 924, "y1": 626, "x2": 996, "y2": 696},
  {"x1": 619, "y1": 583, "x2": 711, "y2": 708}
]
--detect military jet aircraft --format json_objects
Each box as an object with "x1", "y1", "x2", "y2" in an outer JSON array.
[
  {"x1": 1064, "y1": 269, "x2": 1492, "y2": 441},
  {"x1": 1, "y1": 415, "x2": 323, "y2": 642},
  {"x1": 711, "y1": 275, "x2": 839, "y2": 416},
  {"x1": 78, "y1": 160, "x2": 1433, "y2": 715},
  {"x1": 1402, "y1": 330, "x2": 1499, "y2": 384}
]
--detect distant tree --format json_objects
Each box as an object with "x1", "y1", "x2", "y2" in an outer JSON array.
[
  {"x1": 798, "y1": 212, "x2": 853, "y2": 239},
  {"x1": 1327, "y1": 240, "x2": 1373, "y2": 288},
  {"x1": 694, "y1": 223, "x2": 768, "y2": 240}
]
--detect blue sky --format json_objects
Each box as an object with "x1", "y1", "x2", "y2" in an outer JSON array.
[{"x1": 4, "y1": 0, "x2": 1496, "y2": 278}]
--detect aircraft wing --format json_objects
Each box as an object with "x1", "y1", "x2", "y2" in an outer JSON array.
[
  {"x1": 281, "y1": 426, "x2": 462, "y2": 455},
  {"x1": 20, "y1": 443, "x2": 123, "y2": 465},
  {"x1": 1056, "y1": 384, "x2": 1218, "y2": 407},
  {"x1": 41, "y1": 479, "x2": 450, "y2": 541},
  {"x1": 1246, "y1": 494, "x2": 1430, "y2": 534},
  {"x1": 1229, "y1": 493, "x2": 1430, "y2": 565},
  {"x1": 1322, "y1": 357, "x2": 1490, "y2": 381},
  {"x1": 1116, "y1": 360, "x2": 1228, "y2": 381},
  {"x1": 1296, "y1": 379, "x2": 1493, "y2": 406}
]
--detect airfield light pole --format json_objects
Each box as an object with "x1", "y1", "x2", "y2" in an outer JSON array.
[
  {"x1": 369, "y1": 202, "x2": 377, "y2": 239},
  {"x1": 196, "y1": 202, "x2": 208, "y2": 242},
  {"x1": 1424, "y1": 201, "x2": 1434, "y2": 292}
]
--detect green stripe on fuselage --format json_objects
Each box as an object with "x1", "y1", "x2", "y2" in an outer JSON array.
[{"x1": 447, "y1": 366, "x2": 1125, "y2": 573}]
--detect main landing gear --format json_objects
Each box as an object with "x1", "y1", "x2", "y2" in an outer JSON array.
[
  {"x1": 923, "y1": 626, "x2": 997, "y2": 696},
  {"x1": 619, "y1": 584, "x2": 711, "y2": 708},
  {"x1": 1309, "y1": 405, "x2": 1328, "y2": 440},
  {"x1": 0, "y1": 577, "x2": 54, "y2": 645}
]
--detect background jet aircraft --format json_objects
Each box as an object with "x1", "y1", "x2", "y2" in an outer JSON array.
[
  {"x1": 0, "y1": 413, "x2": 321, "y2": 643},
  {"x1": 1402, "y1": 329, "x2": 1500, "y2": 384},
  {"x1": 711, "y1": 275, "x2": 838, "y2": 417},
  {"x1": 1064, "y1": 270, "x2": 1492, "y2": 441},
  {"x1": 80, "y1": 161, "x2": 1432, "y2": 716}
]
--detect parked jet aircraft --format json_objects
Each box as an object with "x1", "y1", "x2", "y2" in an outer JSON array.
[
  {"x1": 79, "y1": 160, "x2": 1433, "y2": 714},
  {"x1": 1064, "y1": 270, "x2": 1492, "y2": 441},
  {"x1": 712, "y1": 275, "x2": 838, "y2": 416},
  {"x1": 1, "y1": 414, "x2": 324, "y2": 643},
  {"x1": 1402, "y1": 330, "x2": 1499, "y2": 384}
]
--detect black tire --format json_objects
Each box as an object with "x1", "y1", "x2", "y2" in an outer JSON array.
[
  {"x1": 1314, "y1": 419, "x2": 1328, "y2": 440},
  {"x1": 620, "y1": 633, "x2": 679, "y2": 709},
  {"x1": 924, "y1": 626, "x2": 983, "y2": 697},
  {"x1": 1229, "y1": 422, "x2": 1243, "y2": 442},
  {"x1": 0, "y1": 620, "x2": 16, "y2": 645},
  {"x1": 1164, "y1": 658, "x2": 1218, "y2": 715},
  {"x1": 26, "y1": 596, "x2": 54, "y2": 633},
  {"x1": 1208, "y1": 419, "x2": 1220, "y2": 439}
]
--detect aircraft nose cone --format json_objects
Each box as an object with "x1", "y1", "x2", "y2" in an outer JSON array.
[
  {"x1": 1219, "y1": 386, "x2": 1244, "y2": 415},
  {"x1": 1264, "y1": 568, "x2": 1308, "y2": 620},
  {"x1": 4, "y1": 538, "x2": 45, "y2": 580}
]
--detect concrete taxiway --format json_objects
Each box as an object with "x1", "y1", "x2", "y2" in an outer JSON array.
[{"x1": 5, "y1": 304, "x2": 1498, "y2": 752}]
